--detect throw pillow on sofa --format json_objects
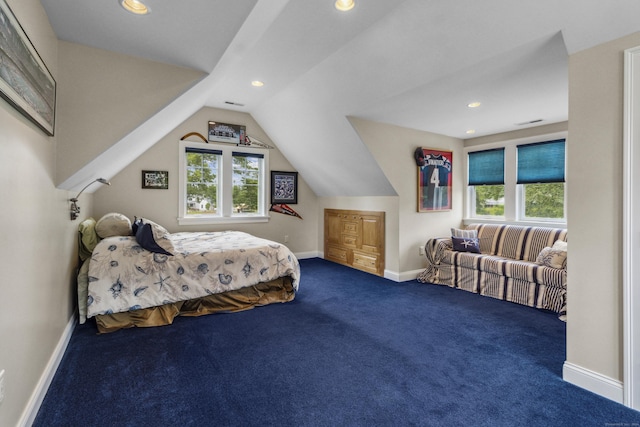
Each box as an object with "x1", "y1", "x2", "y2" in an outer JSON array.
[
  {"x1": 536, "y1": 247, "x2": 567, "y2": 269},
  {"x1": 451, "y1": 228, "x2": 478, "y2": 239},
  {"x1": 452, "y1": 236, "x2": 481, "y2": 253}
]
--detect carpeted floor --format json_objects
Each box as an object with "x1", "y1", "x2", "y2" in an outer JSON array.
[{"x1": 34, "y1": 258, "x2": 640, "y2": 426}]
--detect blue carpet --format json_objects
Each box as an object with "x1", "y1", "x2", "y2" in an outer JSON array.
[{"x1": 34, "y1": 258, "x2": 639, "y2": 426}]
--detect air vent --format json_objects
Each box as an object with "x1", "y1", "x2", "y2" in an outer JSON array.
[
  {"x1": 516, "y1": 119, "x2": 543, "y2": 126},
  {"x1": 224, "y1": 101, "x2": 245, "y2": 107}
]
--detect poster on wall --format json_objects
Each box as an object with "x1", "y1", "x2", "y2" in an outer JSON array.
[{"x1": 416, "y1": 147, "x2": 452, "y2": 212}]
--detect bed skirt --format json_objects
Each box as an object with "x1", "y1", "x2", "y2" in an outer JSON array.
[{"x1": 93, "y1": 276, "x2": 296, "y2": 333}]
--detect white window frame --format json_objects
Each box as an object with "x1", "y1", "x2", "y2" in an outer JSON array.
[
  {"x1": 178, "y1": 140, "x2": 269, "y2": 225},
  {"x1": 464, "y1": 131, "x2": 567, "y2": 227}
]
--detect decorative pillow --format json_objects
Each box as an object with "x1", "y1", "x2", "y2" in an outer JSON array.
[
  {"x1": 451, "y1": 228, "x2": 478, "y2": 239},
  {"x1": 95, "y1": 212, "x2": 132, "y2": 238},
  {"x1": 78, "y1": 217, "x2": 99, "y2": 261},
  {"x1": 135, "y1": 217, "x2": 174, "y2": 256},
  {"x1": 131, "y1": 216, "x2": 143, "y2": 235},
  {"x1": 552, "y1": 240, "x2": 567, "y2": 252},
  {"x1": 451, "y1": 236, "x2": 481, "y2": 253},
  {"x1": 536, "y1": 247, "x2": 567, "y2": 269}
]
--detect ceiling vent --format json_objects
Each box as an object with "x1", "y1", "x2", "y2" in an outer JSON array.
[
  {"x1": 516, "y1": 119, "x2": 543, "y2": 126},
  {"x1": 224, "y1": 101, "x2": 245, "y2": 107}
]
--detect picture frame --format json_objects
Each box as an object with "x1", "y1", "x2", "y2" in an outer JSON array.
[
  {"x1": 142, "y1": 170, "x2": 169, "y2": 189},
  {"x1": 0, "y1": 0, "x2": 56, "y2": 136},
  {"x1": 208, "y1": 120, "x2": 246, "y2": 144},
  {"x1": 271, "y1": 171, "x2": 298, "y2": 204},
  {"x1": 417, "y1": 148, "x2": 453, "y2": 212}
]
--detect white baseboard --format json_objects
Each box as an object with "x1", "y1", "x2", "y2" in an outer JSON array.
[
  {"x1": 19, "y1": 313, "x2": 77, "y2": 427},
  {"x1": 294, "y1": 251, "x2": 321, "y2": 260},
  {"x1": 563, "y1": 361, "x2": 624, "y2": 404}
]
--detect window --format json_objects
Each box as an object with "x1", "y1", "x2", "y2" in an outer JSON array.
[
  {"x1": 516, "y1": 140, "x2": 565, "y2": 221},
  {"x1": 186, "y1": 147, "x2": 221, "y2": 215},
  {"x1": 179, "y1": 141, "x2": 268, "y2": 225},
  {"x1": 468, "y1": 148, "x2": 505, "y2": 217},
  {"x1": 466, "y1": 135, "x2": 566, "y2": 225}
]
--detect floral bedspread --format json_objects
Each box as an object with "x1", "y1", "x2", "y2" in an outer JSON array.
[{"x1": 87, "y1": 231, "x2": 300, "y2": 318}]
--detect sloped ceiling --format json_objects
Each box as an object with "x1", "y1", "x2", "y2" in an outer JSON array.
[{"x1": 42, "y1": 0, "x2": 640, "y2": 195}]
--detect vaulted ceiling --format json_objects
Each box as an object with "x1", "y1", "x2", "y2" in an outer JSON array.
[{"x1": 42, "y1": 0, "x2": 640, "y2": 196}]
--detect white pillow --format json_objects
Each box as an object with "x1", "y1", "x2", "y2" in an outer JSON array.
[
  {"x1": 536, "y1": 247, "x2": 567, "y2": 269},
  {"x1": 451, "y1": 228, "x2": 478, "y2": 239},
  {"x1": 95, "y1": 212, "x2": 132, "y2": 238},
  {"x1": 552, "y1": 240, "x2": 567, "y2": 252}
]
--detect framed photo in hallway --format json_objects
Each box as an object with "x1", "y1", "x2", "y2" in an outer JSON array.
[
  {"x1": 416, "y1": 147, "x2": 452, "y2": 212},
  {"x1": 0, "y1": 0, "x2": 56, "y2": 136}
]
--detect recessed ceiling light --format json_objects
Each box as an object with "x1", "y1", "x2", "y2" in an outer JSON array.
[
  {"x1": 467, "y1": 101, "x2": 481, "y2": 108},
  {"x1": 335, "y1": 0, "x2": 355, "y2": 12},
  {"x1": 466, "y1": 129, "x2": 476, "y2": 135},
  {"x1": 251, "y1": 80, "x2": 264, "y2": 87},
  {"x1": 121, "y1": 0, "x2": 150, "y2": 15}
]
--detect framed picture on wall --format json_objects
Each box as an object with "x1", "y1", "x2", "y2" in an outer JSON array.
[
  {"x1": 0, "y1": 0, "x2": 56, "y2": 136},
  {"x1": 271, "y1": 171, "x2": 298, "y2": 204},
  {"x1": 416, "y1": 148, "x2": 452, "y2": 212},
  {"x1": 142, "y1": 170, "x2": 169, "y2": 189},
  {"x1": 208, "y1": 120, "x2": 246, "y2": 144}
]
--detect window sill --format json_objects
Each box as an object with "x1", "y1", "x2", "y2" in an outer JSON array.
[
  {"x1": 177, "y1": 215, "x2": 270, "y2": 226},
  {"x1": 462, "y1": 218, "x2": 567, "y2": 229}
]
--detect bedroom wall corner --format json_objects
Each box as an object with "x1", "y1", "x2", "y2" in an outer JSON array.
[
  {"x1": 0, "y1": 1, "x2": 82, "y2": 426},
  {"x1": 565, "y1": 31, "x2": 640, "y2": 397}
]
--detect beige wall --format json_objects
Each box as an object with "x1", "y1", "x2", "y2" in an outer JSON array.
[
  {"x1": 0, "y1": 1, "x2": 80, "y2": 425},
  {"x1": 55, "y1": 42, "x2": 204, "y2": 186},
  {"x1": 465, "y1": 121, "x2": 569, "y2": 147},
  {"x1": 566, "y1": 31, "x2": 640, "y2": 382},
  {"x1": 93, "y1": 107, "x2": 319, "y2": 256},
  {"x1": 324, "y1": 118, "x2": 464, "y2": 278}
]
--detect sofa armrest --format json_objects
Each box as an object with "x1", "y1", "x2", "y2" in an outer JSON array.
[{"x1": 425, "y1": 237, "x2": 452, "y2": 266}]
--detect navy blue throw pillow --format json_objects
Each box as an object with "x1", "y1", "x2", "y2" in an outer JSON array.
[
  {"x1": 135, "y1": 221, "x2": 174, "y2": 256},
  {"x1": 451, "y1": 236, "x2": 480, "y2": 253}
]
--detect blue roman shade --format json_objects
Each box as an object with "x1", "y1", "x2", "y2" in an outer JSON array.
[
  {"x1": 517, "y1": 139, "x2": 565, "y2": 184},
  {"x1": 468, "y1": 148, "x2": 505, "y2": 185}
]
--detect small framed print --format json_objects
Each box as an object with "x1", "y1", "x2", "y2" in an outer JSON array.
[
  {"x1": 416, "y1": 148, "x2": 452, "y2": 212},
  {"x1": 142, "y1": 170, "x2": 169, "y2": 189},
  {"x1": 271, "y1": 171, "x2": 298, "y2": 204}
]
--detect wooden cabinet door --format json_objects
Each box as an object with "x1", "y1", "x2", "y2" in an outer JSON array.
[
  {"x1": 325, "y1": 210, "x2": 342, "y2": 246},
  {"x1": 360, "y1": 214, "x2": 383, "y2": 253}
]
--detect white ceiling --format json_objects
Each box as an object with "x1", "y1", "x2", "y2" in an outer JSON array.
[{"x1": 42, "y1": 0, "x2": 640, "y2": 196}]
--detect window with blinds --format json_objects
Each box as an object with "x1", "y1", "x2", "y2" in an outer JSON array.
[{"x1": 466, "y1": 137, "x2": 566, "y2": 223}]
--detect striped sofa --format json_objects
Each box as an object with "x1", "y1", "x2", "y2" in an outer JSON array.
[{"x1": 417, "y1": 223, "x2": 567, "y2": 319}]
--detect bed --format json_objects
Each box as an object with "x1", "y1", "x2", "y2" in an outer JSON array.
[{"x1": 77, "y1": 214, "x2": 300, "y2": 333}]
